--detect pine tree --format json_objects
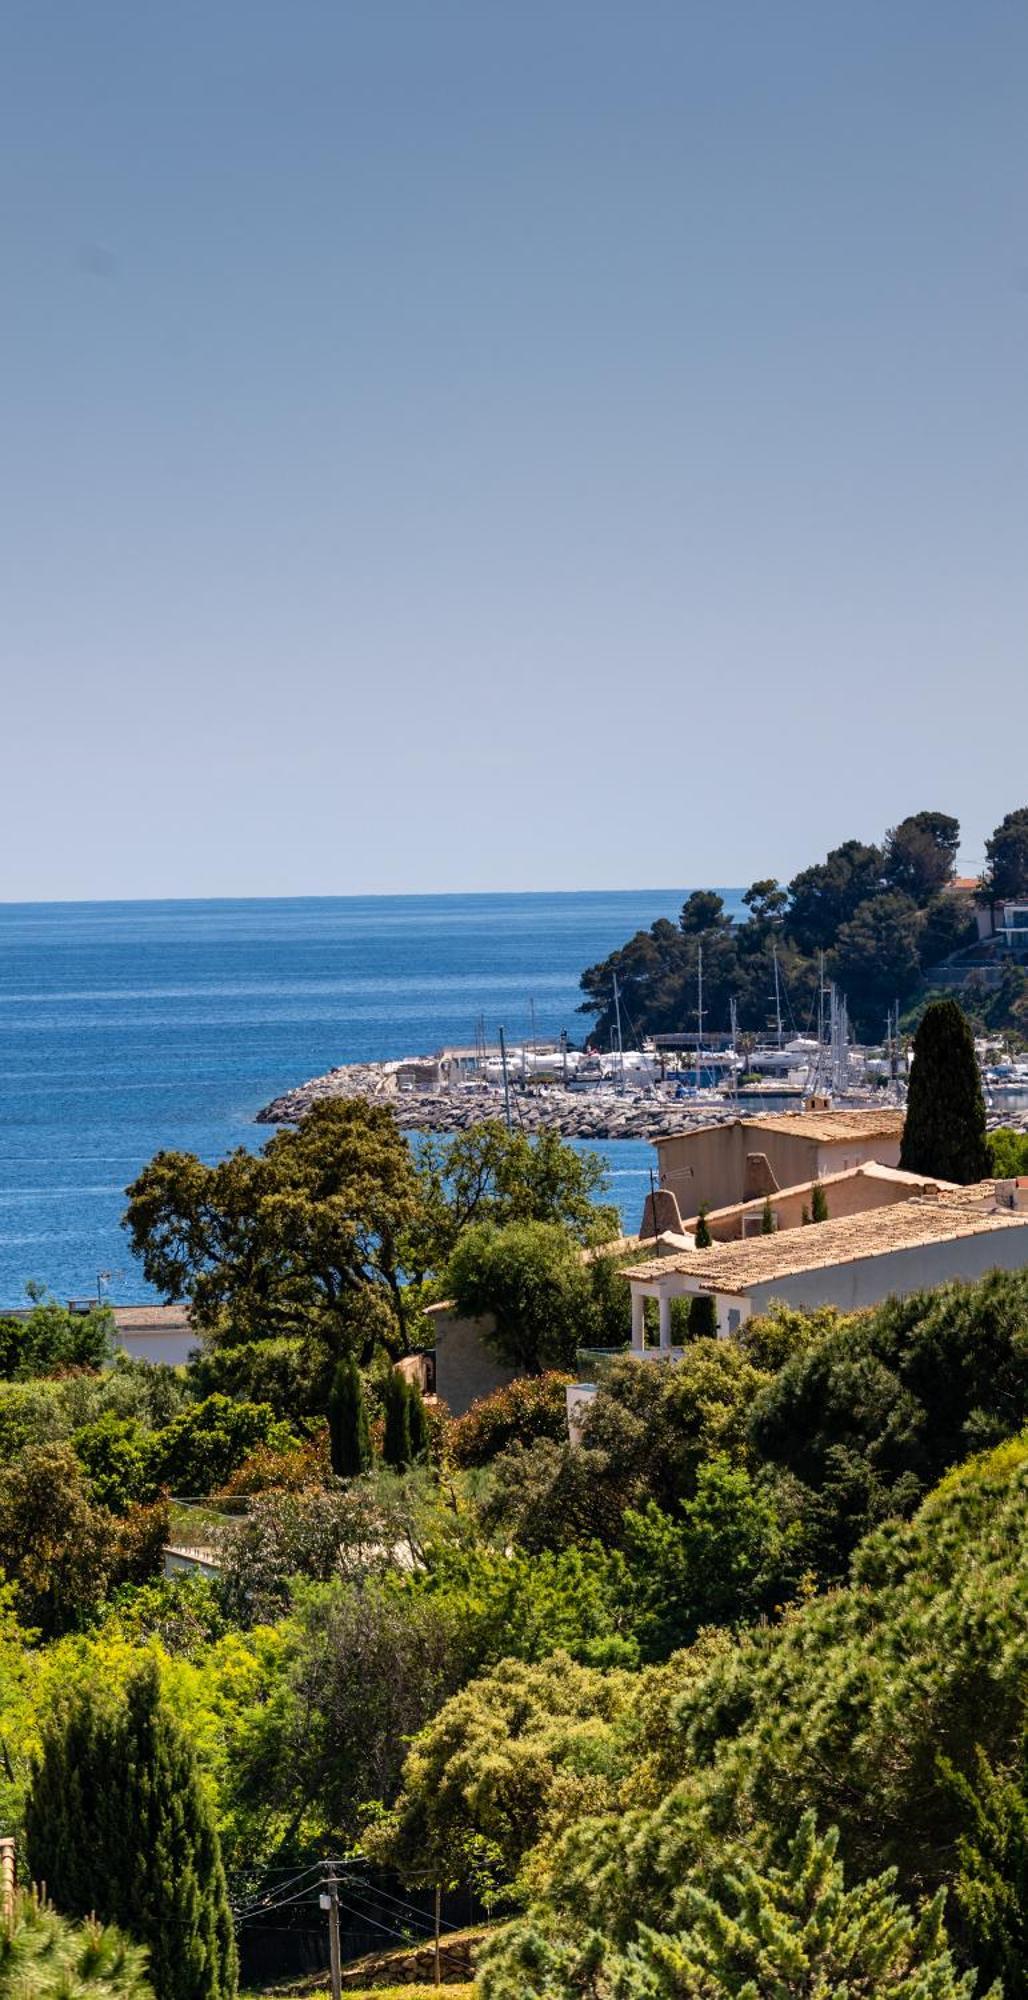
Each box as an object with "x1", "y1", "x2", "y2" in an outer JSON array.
[
  {"x1": 0, "y1": 1893, "x2": 153, "y2": 2000},
  {"x1": 947, "y1": 1740, "x2": 1028, "y2": 1997},
  {"x1": 900, "y1": 998, "x2": 991, "y2": 1184},
  {"x1": 694, "y1": 1203, "x2": 712, "y2": 1249},
  {"x1": 407, "y1": 1378, "x2": 431, "y2": 1461},
  {"x1": 26, "y1": 1662, "x2": 237, "y2": 2000},
  {"x1": 382, "y1": 1369, "x2": 413, "y2": 1470},
  {"x1": 327, "y1": 1357, "x2": 371, "y2": 1477},
  {"x1": 811, "y1": 1179, "x2": 829, "y2": 1223},
  {"x1": 760, "y1": 1197, "x2": 776, "y2": 1235},
  {"x1": 617, "y1": 1813, "x2": 993, "y2": 1998}
]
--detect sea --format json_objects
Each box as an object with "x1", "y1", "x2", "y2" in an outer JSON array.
[{"x1": 0, "y1": 890, "x2": 748, "y2": 1310}]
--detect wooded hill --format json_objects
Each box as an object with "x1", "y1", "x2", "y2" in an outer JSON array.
[{"x1": 579, "y1": 805, "x2": 1028, "y2": 1045}]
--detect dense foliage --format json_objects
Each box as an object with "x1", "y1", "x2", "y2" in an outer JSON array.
[
  {"x1": 6, "y1": 1113, "x2": 1028, "y2": 1999},
  {"x1": 579, "y1": 805, "x2": 1026, "y2": 1041},
  {"x1": 27, "y1": 1660, "x2": 236, "y2": 2000}
]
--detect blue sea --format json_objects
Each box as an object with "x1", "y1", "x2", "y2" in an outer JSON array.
[{"x1": 0, "y1": 891, "x2": 742, "y2": 1309}]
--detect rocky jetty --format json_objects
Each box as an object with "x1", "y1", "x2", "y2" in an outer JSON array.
[
  {"x1": 256, "y1": 1056, "x2": 1028, "y2": 1144},
  {"x1": 255, "y1": 1058, "x2": 733, "y2": 1142}
]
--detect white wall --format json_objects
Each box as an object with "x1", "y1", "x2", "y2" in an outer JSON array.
[{"x1": 746, "y1": 1225, "x2": 1028, "y2": 1319}]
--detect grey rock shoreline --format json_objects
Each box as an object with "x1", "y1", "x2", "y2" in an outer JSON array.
[
  {"x1": 256, "y1": 1056, "x2": 1028, "y2": 1145},
  {"x1": 255, "y1": 1059, "x2": 728, "y2": 1142}
]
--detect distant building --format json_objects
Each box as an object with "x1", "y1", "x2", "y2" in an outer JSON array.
[
  {"x1": 111, "y1": 1304, "x2": 196, "y2": 1368},
  {"x1": 654, "y1": 1108, "x2": 905, "y2": 1218},
  {"x1": 976, "y1": 899, "x2": 1028, "y2": 955}
]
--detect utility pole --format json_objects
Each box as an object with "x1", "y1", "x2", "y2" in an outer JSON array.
[
  {"x1": 320, "y1": 1867, "x2": 343, "y2": 2000},
  {"x1": 498, "y1": 1027, "x2": 513, "y2": 1132}
]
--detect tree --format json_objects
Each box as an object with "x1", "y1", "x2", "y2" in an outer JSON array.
[
  {"x1": 0, "y1": 1894, "x2": 153, "y2": 2000},
  {"x1": 760, "y1": 1197, "x2": 776, "y2": 1235},
  {"x1": 124, "y1": 1099, "x2": 422, "y2": 1356},
  {"x1": 382, "y1": 1369, "x2": 413, "y2": 1469},
  {"x1": 811, "y1": 1179, "x2": 829, "y2": 1223},
  {"x1": 621, "y1": 1455, "x2": 803, "y2": 1659},
  {"x1": 447, "y1": 1221, "x2": 595, "y2": 1374},
  {"x1": 830, "y1": 891, "x2": 924, "y2": 1039},
  {"x1": 0, "y1": 1444, "x2": 166, "y2": 1636},
  {"x1": 0, "y1": 1294, "x2": 113, "y2": 1380},
  {"x1": 884, "y1": 811, "x2": 961, "y2": 903},
  {"x1": 26, "y1": 1661, "x2": 237, "y2": 2000},
  {"x1": 368, "y1": 1651, "x2": 633, "y2": 1893},
  {"x1": 947, "y1": 1740, "x2": 1028, "y2": 1997},
  {"x1": 327, "y1": 1357, "x2": 371, "y2": 1477},
  {"x1": 694, "y1": 1204, "x2": 712, "y2": 1249},
  {"x1": 786, "y1": 840, "x2": 884, "y2": 953},
  {"x1": 984, "y1": 807, "x2": 1028, "y2": 903},
  {"x1": 481, "y1": 1815, "x2": 991, "y2": 1999},
  {"x1": 408, "y1": 1123, "x2": 619, "y2": 1275},
  {"x1": 900, "y1": 999, "x2": 990, "y2": 1184},
  {"x1": 679, "y1": 891, "x2": 729, "y2": 936},
  {"x1": 741, "y1": 878, "x2": 788, "y2": 929}
]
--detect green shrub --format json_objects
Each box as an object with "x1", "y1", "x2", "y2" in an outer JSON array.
[
  {"x1": 448, "y1": 1373, "x2": 574, "y2": 1468},
  {"x1": 187, "y1": 1335, "x2": 332, "y2": 1416}
]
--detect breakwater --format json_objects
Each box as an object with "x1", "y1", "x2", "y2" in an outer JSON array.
[
  {"x1": 256, "y1": 1058, "x2": 728, "y2": 1141},
  {"x1": 257, "y1": 1056, "x2": 1028, "y2": 1144}
]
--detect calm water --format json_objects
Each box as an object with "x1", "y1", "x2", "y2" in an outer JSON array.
[{"x1": 0, "y1": 891, "x2": 742, "y2": 1308}]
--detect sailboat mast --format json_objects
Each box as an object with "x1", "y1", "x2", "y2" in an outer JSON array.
[
  {"x1": 773, "y1": 944, "x2": 783, "y2": 1049},
  {"x1": 498, "y1": 1025, "x2": 513, "y2": 1132},
  {"x1": 612, "y1": 972, "x2": 625, "y2": 1095},
  {"x1": 696, "y1": 943, "x2": 704, "y2": 1087}
]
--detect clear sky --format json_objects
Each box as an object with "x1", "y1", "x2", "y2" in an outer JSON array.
[{"x1": 2, "y1": 2, "x2": 1026, "y2": 900}]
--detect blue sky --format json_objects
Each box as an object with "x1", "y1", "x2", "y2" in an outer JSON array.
[{"x1": 2, "y1": 2, "x2": 1026, "y2": 899}]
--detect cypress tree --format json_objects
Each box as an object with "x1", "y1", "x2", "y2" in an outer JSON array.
[
  {"x1": 382, "y1": 1369, "x2": 413, "y2": 1470},
  {"x1": 407, "y1": 1378, "x2": 430, "y2": 1461},
  {"x1": 26, "y1": 1661, "x2": 237, "y2": 2000},
  {"x1": 900, "y1": 998, "x2": 991, "y2": 1184},
  {"x1": 811, "y1": 1180, "x2": 829, "y2": 1223},
  {"x1": 760, "y1": 1197, "x2": 776, "y2": 1235},
  {"x1": 327, "y1": 1356, "x2": 371, "y2": 1477},
  {"x1": 694, "y1": 1203, "x2": 712, "y2": 1249}
]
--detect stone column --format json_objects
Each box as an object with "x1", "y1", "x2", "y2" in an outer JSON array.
[
  {"x1": 631, "y1": 1290, "x2": 646, "y2": 1351},
  {"x1": 658, "y1": 1292, "x2": 672, "y2": 1350}
]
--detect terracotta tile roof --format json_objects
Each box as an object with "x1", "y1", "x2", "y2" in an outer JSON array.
[
  {"x1": 622, "y1": 1190, "x2": 1026, "y2": 1291},
  {"x1": 656, "y1": 1108, "x2": 905, "y2": 1149},
  {"x1": 689, "y1": 1160, "x2": 954, "y2": 1230},
  {"x1": 112, "y1": 1305, "x2": 192, "y2": 1329}
]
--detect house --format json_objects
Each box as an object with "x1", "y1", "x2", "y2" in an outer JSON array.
[
  {"x1": 111, "y1": 1304, "x2": 197, "y2": 1368},
  {"x1": 680, "y1": 1160, "x2": 954, "y2": 1242},
  {"x1": 654, "y1": 1108, "x2": 905, "y2": 1217},
  {"x1": 975, "y1": 899, "x2": 1028, "y2": 956},
  {"x1": 566, "y1": 1180, "x2": 1028, "y2": 1432},
  {"x1": 423, "y1": 1231, "x2": 694, "y2": 1416},
  {"x1": 622, "y1": 1182, "x2": 1028, "y2": 1343}
]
